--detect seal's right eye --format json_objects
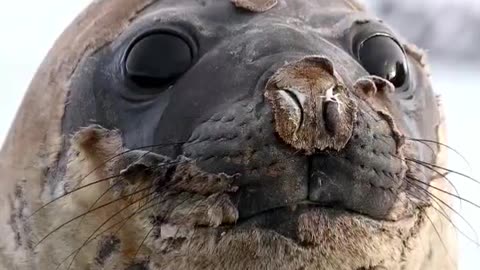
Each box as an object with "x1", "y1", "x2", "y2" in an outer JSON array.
[
  {"x1": 125, "y1": 32, "x2": 193, "y2": 88},
  {"x1": 354, "y1": 34, "x2": 410, "y2": 92}
]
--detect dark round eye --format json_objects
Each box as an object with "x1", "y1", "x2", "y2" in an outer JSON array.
[
  {"x1": 125, "y1": 32, "x2": 193, "y2": 88},
  {"x1": 356, "y1": 35, "x2": 409, "y2": 90}
]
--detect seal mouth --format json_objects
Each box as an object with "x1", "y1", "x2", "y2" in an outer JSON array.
[
  {"x1": 235, "y1": 191, "x2": 416, "y2": 227},
  {"x1": 233, "y1": 200, "x2": 418, "y2": 245},
  {"x1": 236, "y1": 200, "x2": 415, "y2": 225},
  {"x1": 237, "y1": 201, "x2": 359, "y2": 225}
]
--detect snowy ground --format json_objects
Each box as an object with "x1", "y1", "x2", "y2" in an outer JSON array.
[{"x1": 0, "y1": 1, "x2": 478, "y2": 269}]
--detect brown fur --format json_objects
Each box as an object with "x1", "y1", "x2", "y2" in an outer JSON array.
[
  {"x1": 0, "y1": 0, "x2": 157, "y2": 268},
  {"x1": 15, "y1": 124, "x2": 453, "y2": 270},
  {"x1": 35, "y1": 125, "x2": 241, "y2": 269}
]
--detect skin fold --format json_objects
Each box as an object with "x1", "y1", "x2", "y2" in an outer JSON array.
[{"x1": 0, "y1": 0, "x2": 457, "y2": 269}]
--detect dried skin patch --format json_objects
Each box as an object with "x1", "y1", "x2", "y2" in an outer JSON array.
[
  {"x1": 41, "y1": 125, "x2": 240, "y2": 268},
  {"x1": 64, "y1": 126, "x2": 126, "y2": 208},
  {"x1": 404, "y1": 42, "x2": 430, "y2": 76},
  {"x1": 70, "y1": 125, "x2": 240, "y2": 226},
  {"x1": 353, "y1": 76, "x2": 406, "y2": 154},
  {"x1": 94, "y1": 235, "x2": 121, "y2": 268},
  {"x1": 231, "y1": 0, "x2": 278, "y2": 12},
  {"x1": 265, "y1": 56, "x2": 357, "y2": 153},
  {"x1": 121, "y1": 155, "x2": 240, "y2": 227}
]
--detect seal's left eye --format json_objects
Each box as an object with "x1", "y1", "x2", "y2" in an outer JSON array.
[
  {"x1": 356, "y1": 35, "x2": 409, "y2": 91},
  {"x1": 125, "y1": 32, "x2": 193, "y2": 88}
]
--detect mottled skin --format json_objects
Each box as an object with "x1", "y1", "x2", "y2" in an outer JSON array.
[{"x1": 0, "y1": 0, "x2": 456, "y2": 270}]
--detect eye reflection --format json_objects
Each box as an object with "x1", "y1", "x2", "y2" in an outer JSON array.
[{"x1": 357, "y1": 35, "x2": 409, "y2": 90}]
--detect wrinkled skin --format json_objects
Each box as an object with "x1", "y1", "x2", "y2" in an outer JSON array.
[{"x1": 0, "y1": 0, "x2": 456, "y2": 270}]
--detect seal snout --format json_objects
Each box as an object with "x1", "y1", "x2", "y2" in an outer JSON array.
[
  {"x1": 264, "y1": 56, "x2": 411, "y2": 220},
  {"x1": 265, "y1": 56, "x2": 357, "y2": 154}
]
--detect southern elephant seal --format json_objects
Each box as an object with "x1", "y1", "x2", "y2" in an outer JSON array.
[{"x1": 0, "y1": 0, "x2": 456, "y2": 269}]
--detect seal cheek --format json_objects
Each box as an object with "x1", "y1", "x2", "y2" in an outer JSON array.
[{"x1": 265, "y1": 56, "x2": 357, "y2": 154}]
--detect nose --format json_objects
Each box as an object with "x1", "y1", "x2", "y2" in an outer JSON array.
[
  {"x1": 264, "y1": 56, "x2": 409, "y2": 220},
  {"x1": 265, "y1": 56, "x2": 357, "y2": 154}
]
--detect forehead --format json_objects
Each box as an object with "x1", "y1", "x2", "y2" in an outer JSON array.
[
  {"x1": 136, "y1": 0, "x2": 369, "y2": 34},
  {"x1": 150, "y1": 0, "x2": 363, "y2": 10}
]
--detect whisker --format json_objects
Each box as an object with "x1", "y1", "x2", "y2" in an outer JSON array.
[
  {"x1": 390, "y1": 154, "x2": 461, "y2": 200},
  {"x1": 139, "y1": 194, "x2": 206, "y2": 269},
  {"x1": 73, "y1": 178, "x2": 126, "y2": 233},
  {"x1": 72, "y1": 158, "x2": 186, "y2": 235},
  {"x1": 406, "y1": 179, "x2": 480, "y2": 246},
  {"x1": 28, "y1": 174, "x2": 122, "y2": 218},
  {"x1": 424, "y1": 212, "x2": 457, "y2": 268},
  {"x1": 407, "y1": 137, "x2": 472, "y2": 171},
  {"x1": 60, "y1": 167, "x2": 193, "y2": 270},
  {"x1": 406, "y1": 157, "x2": 480, "y2": 186},
  {"x1": 71, "y1": 135, "x2": 238, "y2": 190},
  {"x1": 405, "y1": 158, "x2": 461, "y2": 207},
  {"x1": 31, "y1": 147, "x2": 189, "y2": 218},
  {"x1": 63, "y1": 191, "x2": 160, "y2": 270},
  {"x1": 34, "y1": 185, "x2": 155, "y2": 248},
  {"x1": 406, "y1": 138, "x2": 436, "y2": 156},
  {"x1": 72, "y1": 141, "x2": 188, "y2": 189},
  {"x1": 130, "y1": 192, "x2": 198, "y2": 261},
  {"x1": 54, "y1": 196, "x2": 164, "y2": 270},
  {"x1": 430, "y1": 197, "x2": 479, "y2": 247},
  {"x1": 63, "y1": 191, "x2": 183, "y2": 270},
  {"x1": 407, "y1": 176, "x2": 480, "y2": 211},
  {"x1": 134, "y1": 226, "x2": 155, "y2": 259}
]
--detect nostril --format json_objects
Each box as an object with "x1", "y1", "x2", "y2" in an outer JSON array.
[
  {"x1": 281, "y1": 88, "x2": 305, "y2": 130},
  {"x1": 323, "y1": 100, "x2": 341, "y2": 136},
  {"x1": 266, "y1": 88, "x2": 305, "y2": 133}
]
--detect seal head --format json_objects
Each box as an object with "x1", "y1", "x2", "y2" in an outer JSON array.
[{"x1": 0, "y1": 0, "x2": 454, "y2": 270}]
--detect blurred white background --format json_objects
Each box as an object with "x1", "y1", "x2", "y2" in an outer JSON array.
[{"x1": 0, "y1": 1, "x2": 478, "y2": 269}]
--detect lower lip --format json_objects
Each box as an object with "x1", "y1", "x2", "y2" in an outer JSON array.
[{"x1": 236, "y1": 203, "x2": 415, "y2": 227}]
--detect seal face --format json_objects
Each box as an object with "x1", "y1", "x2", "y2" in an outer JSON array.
[{"x1": 0, "y1": 0, "x2": 454, "y2": 270}]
